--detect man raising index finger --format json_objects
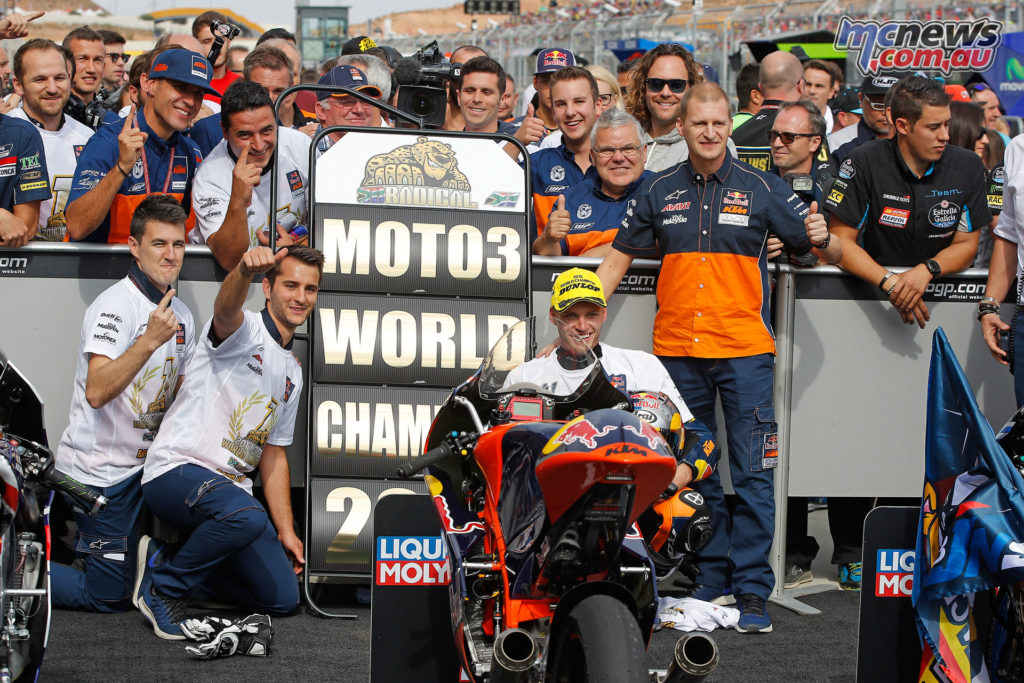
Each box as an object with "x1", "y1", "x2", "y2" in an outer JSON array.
[{"x1": 135, "y1": 243, "x2": 324, "y2": 639}]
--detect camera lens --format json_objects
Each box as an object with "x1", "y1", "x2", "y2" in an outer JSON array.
[{"x1": 411, "y1": 94, "x2": 434, "y2": 117}]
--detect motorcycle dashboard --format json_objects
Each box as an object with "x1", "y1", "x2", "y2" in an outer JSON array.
[{"x1": 502, "y1": 394, "x2": 549, "y2": 421}]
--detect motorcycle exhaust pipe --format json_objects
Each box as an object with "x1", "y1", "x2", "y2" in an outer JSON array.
[
  {"x1": 663, "y1": 632, "x2": 719, "y2": 683},
  {"x1": 489, "y1": 628, "x2": 537, "y2": 683}
]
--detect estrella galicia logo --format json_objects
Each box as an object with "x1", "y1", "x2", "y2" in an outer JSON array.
[{"x1": 833, "y1": 16, "x2": 1003, "y2": 76}]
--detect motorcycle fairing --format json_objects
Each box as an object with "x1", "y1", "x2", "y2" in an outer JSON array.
[{"x1": 536, "y1": 409, "x2": 677, "y2": 524}]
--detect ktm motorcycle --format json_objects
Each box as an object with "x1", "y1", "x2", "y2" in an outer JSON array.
[
  {"x1": 398, "y1": 318, "x2": 718, "y2": 683},
  {"x1": 0, "y1": 349, "x2": 107, "y2": 681}
]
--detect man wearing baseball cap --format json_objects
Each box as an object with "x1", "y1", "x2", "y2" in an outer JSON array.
[
  {"x1": 506, "y1": 47, "x2": 576, "y2": 153},
  {"x1": 828, "y1": 74, "x2": 898, "y2": 163},
  {"x1": 828, "y1": 86, "x2": 862, "y2": 137},
  {"x1": 66, "y1": 48, "x2": 216, "y2": 242},
  {"x1": 313, "y1": 64, "x2": 384, "y2": 152},
  {"x1": 508, "y1": 267, "x2": 720, "y2": 515}
]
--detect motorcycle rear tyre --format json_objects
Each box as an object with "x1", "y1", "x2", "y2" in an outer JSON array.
[{"x1": 545, "y1": 594, "x2": 647, "y2": 683}]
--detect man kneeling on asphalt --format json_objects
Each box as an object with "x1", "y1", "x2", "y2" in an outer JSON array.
[
  {"x1": 135, "y1": 244, "x2": 324, "y2": 639},
  {"x1": 53, "y1": 194, "x2": 194, "y2": 612}
]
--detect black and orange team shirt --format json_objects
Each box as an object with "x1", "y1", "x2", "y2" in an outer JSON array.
[
  {"x1": 613, "y1": 153, "x2": 813, "y2": 359},
  {"x1": 824, "y1": 137, "x2": 991, "y2": 267},
  {"x1": 67, "y1": 108, "x2": 202, "y2": 243}
]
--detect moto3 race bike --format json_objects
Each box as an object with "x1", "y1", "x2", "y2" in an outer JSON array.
[
  {"x1": 398, "y1": 317, "x2": 718, "y2": 683},
  {"x1": 0, "y1": 349, "x2": 107, "y2": 682}
]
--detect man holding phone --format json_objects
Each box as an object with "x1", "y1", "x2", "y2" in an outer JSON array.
[{"x1": 191, "y1": 80, "x2": 310, "y2": 271}]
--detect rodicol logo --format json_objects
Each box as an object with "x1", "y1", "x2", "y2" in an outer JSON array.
[{"x1": 834, "y1": 16, "x2": 1003, "y2": 76}]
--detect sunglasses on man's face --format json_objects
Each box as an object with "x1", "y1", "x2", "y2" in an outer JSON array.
[
  {"x1": 766, "y1": 130, "x2": 816, "y2": 145},
  {"x1": 645, "y1": 78, "x2": 688, "y2": 94},
  {"x1": 106, "y1": 53, "x2": 129, "y2": 63}
]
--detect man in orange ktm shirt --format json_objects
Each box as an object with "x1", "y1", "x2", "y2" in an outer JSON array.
[
  {"x1": 597, "y1": 82, "x2": 840, "y2": 634},
  {"x1": 65, "y1": 49, "x2": 216, "y2": 243}
]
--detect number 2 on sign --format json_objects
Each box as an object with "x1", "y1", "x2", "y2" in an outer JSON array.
[{"x1": 325, "y1": 487, "x2": 415, "y2": 563}]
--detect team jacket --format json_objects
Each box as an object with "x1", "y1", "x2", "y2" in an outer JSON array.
[
  {"x1": 529, "y1": 140, "x2": 598, "y2": 234},
  {"x1": 824, "y1": 137, "x2": 991, "y2": 266},
  {"x1": 551, "y1": 171, "x2": 651, "y2": 255},
  {"x1": 68, "y1": 108, "x2": 202, "y2": 243},
  {"x1": 0, "y1": 113, "x2": 52, "y2": 212},
  {"x1": 614, "y1": 154, "x2": 813, "y2": 358}
]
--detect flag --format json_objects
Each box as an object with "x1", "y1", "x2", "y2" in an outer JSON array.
[{"x1": 914, "y1": 328, "x2": 1024, "y2": 682}]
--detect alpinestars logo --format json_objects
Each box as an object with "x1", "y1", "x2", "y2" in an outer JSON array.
[{"x1": 834, "y1": 16, "x2": 1002, "y2": 76}]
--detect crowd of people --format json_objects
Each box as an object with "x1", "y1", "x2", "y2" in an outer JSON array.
[{"x1": 0, "y1": 5, "x2": 1018, "y2": 644}]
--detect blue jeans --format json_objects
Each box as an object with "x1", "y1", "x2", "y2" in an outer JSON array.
[
  {"x1": 142, "y1": 464, "x2": 299, "y2": 614},
  {"x1": 660, "y1": 354, "x2": 777, "y2": 599},
  {"x1": 51, "y1": 471, "x2": 143, "y2": 612}
]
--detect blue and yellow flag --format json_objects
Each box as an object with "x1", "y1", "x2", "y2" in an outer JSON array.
[{"x1": 914, "y1": 328, "x2": 1024, "y2": 683}]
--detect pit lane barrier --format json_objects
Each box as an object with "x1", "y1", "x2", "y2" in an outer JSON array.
[{"x1": 0, "y1": 245, "x2": 1013, "y2": 616}]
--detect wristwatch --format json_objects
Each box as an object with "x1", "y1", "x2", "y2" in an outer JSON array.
[{"x1": 924, "y1": 259, "x2": 941, "y2": 277}]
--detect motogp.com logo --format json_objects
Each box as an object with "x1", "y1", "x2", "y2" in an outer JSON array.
[{"x1": 834, "y1": 16, "x2": 1003, "y2": 76}]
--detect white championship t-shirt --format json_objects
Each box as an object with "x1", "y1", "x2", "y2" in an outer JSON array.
[
  {"x1": 56, "y1": 265, "x2": 196, "y2": 487},
  {"x1": 505, "y1": 343, "x2": 694, "y2": 422},
  {"x1": 142, "y1": 308, "x2": 302, "y2": 492},
  {"x1": 7, "y1": 107, "x2": 93, "y2": 241},
  {"x1": 190, "y1": 127, "x2": 311, "y2": 246}
]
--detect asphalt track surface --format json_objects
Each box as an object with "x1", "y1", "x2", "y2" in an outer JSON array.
[
  {"x1": 42, "y1": 510, "x2": 860, "y2": 681},
  {"x1": 43, "y1": 589, "x2": 858, "y2": 681}
]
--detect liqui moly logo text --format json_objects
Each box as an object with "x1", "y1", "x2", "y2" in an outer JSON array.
[
  {"x1": 834, "y1": 17, "x2": 1002, "y2": 76},
  {"x1": 375, "y1": 536, "x2": 451, "y2": 586},
  {"x1": 875, "y1": 548, "x2": 915, "y2": 597}
]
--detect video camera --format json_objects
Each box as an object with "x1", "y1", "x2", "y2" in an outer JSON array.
[
  {"x1": 206, "y1": 18, "x2": 241, "y2": 67},
  {"x1": 394, "y1": 41, "x2": 462, "y2": 129},
  {"x1": 64, "y1": 92, "x2": 106, "y2": 130}
]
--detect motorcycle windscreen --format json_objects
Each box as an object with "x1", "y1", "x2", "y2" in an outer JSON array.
[
  {"x1": 0, "y1": 350, "x2": 47, "y2": 446},
  {"x1": 478, "y1": 316, "x2": 609, "y2": 403}
]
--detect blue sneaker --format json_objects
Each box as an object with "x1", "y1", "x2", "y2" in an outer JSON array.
[
  {"x1": 690, "y1": 584, "x2": 735, "y2": 606},
  {"x1": 735, "y1": 593, "x2": 773, "y2": 633},
  {"x1": 136, "y1": 566, "x2": 189, "y2": 640},
  {"x1": 838, "y1": 562, "x2": 862, "y2": 591}
]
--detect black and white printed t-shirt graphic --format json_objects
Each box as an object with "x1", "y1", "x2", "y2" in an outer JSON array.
[
  {"x1": 190, "y1": 126, "x2": 311, "y2": 246},
  {"x1": 142, "y1": 309, "x2": 302, "y2": 493}
]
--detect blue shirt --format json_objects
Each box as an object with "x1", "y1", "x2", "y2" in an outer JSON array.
[
  {"x1": 554, "y1": 171, "x2": 651, "y2": 256},
  {"x1": 68, "y1": 108, "x2": 203, "y2": 243},
  {"x1": 529, "y1": 140, "x2": 598, "y2": 233},
  {"x1": 189, "y1": 113, "x2": 223, "y2": 158},
  {"x1": 0, "y1": 113, "x2": 52, "y2": 211}
]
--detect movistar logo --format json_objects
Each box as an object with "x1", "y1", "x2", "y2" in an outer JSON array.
[{"x1": 1008, "y1": 56, "x2": 1024, "y2": 80}]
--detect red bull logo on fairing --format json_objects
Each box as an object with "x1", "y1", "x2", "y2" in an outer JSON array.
[{"x1": 546, "y1": 417, "x2": 616, "y2": 451}]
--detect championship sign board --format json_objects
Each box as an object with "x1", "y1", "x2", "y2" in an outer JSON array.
[{"x1": 305, "y1": 129, "x2": 530, "y2": 585}]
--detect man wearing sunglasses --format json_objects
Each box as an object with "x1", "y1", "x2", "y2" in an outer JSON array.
[
  {"x1": 829, "y1": 74, "x2": 898, "y2": 163},
  {"x1": 732, "y1": 50, "x2": 807, "y2": 174},
  {"x1": 98, "y1": 30, "x2": 128, "y2": 114},
  {"x1": 625, "y1": 42, "x2": 734, "y2": 172}
]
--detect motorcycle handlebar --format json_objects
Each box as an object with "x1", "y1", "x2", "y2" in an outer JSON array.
[
  {"x1": 4, "y1": 434, "x2": 108, "y2": 517},
  {"x1": 396, "y1": 441, "x2": 456, "y2": 479},
  {"x1": 43, "y1": 467, "x2": 109, "y2": 517}
]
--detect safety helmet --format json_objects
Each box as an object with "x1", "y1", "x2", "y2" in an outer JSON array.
[
  {"x1": 638, "y1": 487, "x2": 713, "y2": 579},
  {"x1": 630, "y1": 391, "x2": 683, "y2": 453}
]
